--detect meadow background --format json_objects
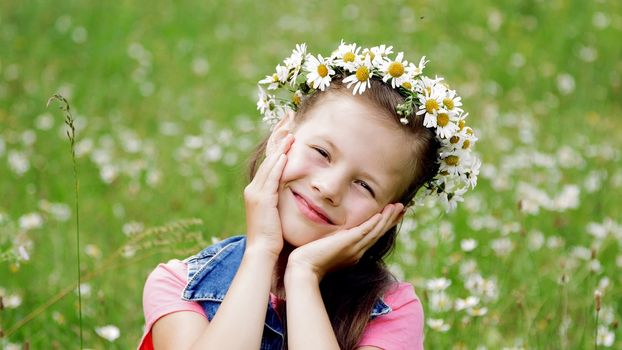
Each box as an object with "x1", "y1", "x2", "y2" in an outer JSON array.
[{"x1": 1, "y1": 0, "x2": 621, "y2": 348}]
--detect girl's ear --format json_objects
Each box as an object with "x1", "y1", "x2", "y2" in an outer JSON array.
[{"x1": 266, "y1": 109, "x2": 296, "y2": 155}]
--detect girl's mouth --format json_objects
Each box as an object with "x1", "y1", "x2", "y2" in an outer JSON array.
[{"x1": 291, "y1": 190, "x2": 334, "y2": 225}]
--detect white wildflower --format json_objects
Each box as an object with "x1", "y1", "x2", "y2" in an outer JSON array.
[
  {"x1": 467, "y1": 306, "x2": 488, "y2": 317},
  {"x1": 455, "y1": 296, "x2": 479, "y2": 311},
  {"x1": 429, "y1": 292, "x2": 452, "y2": 312},
  {"x1": 596, "y1": 326, "x2": 614, "y2": 347},
  {"x1": 95, "y1": 325, "x2": 121, "y2": 342},
  {"x1": 460, "y1": 238, "x2": 478, "y2": 252},
  {"x1": 18, "y1": 212, "x2": 43, "y2": 230},
  {"x1": 426, "y1": 277, "x2": 452, "y2": 292},
  {"x1": 427, "y1": 318, "x2": 451, "y2": 332},
  {"x1": 4, "y1": 293, "x2": 23, "y2": 308}
]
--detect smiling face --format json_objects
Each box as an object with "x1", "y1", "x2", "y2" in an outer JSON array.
[{"x1": 276, "y1": 91, "x2": 414, "y2": 247}]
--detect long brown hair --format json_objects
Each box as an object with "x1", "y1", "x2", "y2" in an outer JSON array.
[{"x1": 248, "y1": 77, "x2": 439, "y2": 349}]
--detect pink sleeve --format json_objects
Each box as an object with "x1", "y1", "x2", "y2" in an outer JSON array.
[
  {"x1": 356, "y1": 282, "x2": 425, "y2": 350},
  {"x1": 138, "y1": 259, "x2": 206, "y2": 350}
]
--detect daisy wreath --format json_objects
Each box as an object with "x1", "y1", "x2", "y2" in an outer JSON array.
[{"x1": 256, "y1": 41, "x2": 480, "y2": 211}]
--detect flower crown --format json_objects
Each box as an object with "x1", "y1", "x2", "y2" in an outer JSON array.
[{"x1": 256, "y1": 41, "x2": 480, "y2": 211}]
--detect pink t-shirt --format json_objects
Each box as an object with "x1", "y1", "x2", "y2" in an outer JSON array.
[{"x1": 139, "y1": 259, "x2": 424, "y2": 350}]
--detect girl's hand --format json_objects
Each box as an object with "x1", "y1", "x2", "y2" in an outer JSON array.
[
  {"x1": 285, "y1": 203, "x2": 405, "y2": 281},
  {"x1": 244, "y1": 133, "x2": 294, "y2": 258}
]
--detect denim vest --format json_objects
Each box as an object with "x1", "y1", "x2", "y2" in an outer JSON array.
[{"x1": 181, "y1": 235, "x2": 392, "y2": 350}]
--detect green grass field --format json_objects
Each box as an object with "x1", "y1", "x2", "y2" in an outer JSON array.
[{"x1": 1, "y1": 0, "x2": 621, "y2": 348}]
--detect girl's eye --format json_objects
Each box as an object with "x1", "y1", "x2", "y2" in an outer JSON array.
[
  {"x1": 314, "y1": 147, "x2": 330, "y2": 160},
  {"x1": 356, "y1": 180, "x2": 375, "y2": 197}
]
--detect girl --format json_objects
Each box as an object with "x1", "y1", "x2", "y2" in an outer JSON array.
[{"x1": 139, "y1": 41, "x2": 478, "y2": 350}]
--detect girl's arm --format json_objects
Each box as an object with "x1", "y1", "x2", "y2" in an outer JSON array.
[
  {"x1": 283, "y1": 269, "x2": 383, "y2": 350},
  {"x1": 152, "y1": 248, "x2": 278, "y2": 350},
  {"x1": 284, "y1": 204, "x2": 403, "y2": 350},
  {"x1": 152, "y1": 133, "x2": 295, "y2": 350}
]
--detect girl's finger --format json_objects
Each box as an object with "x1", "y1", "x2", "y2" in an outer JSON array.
[
  {"x1": 354, "y1": 203, "x2": 403, "y2": 252},
  {"x1": 386, "y1": 203, "x2": 405, "y2": 229},
  {"x1": 354, "y1": 205, "x2": 394, "y2": 250},
  {"x1": 253, "y1": 135, "x2": 293, "y2": 186},
  {"x1": 264, "y1": 153, "x2": 287, "y2": 193}
]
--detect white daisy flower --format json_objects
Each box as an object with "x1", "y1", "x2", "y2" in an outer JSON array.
[
  {"x1": 364, "y1": 44, "x2": 393, "y2": 67},
  {"x1": 463, "y1": 156, "x2": 481, "y2": 189},
  {"x1": 284, "y1": 43, "x2": 308, "y2": 85},
  {"x1": 381, "y1": 52, "x2": 410, "y2": 88},
  {"x1": 439, "y1": 151, "x2": 466, "y2": 176},
  {"x1": 304, "y1": 54, "x2": 335, "y2": 91},
  {"x1": 332, "y1": 40, "x2": 361, "y2": 71},
  {"x1": 292, "y1": 89, "x2": 303, "y2": 107},
  {"x1": 429, "y1": 292, "x2": 453, "y2": 312},
  {"x1": 434, "y1": 110, "x2": 459, "y2": 139},
  {"x1": 442, "y1": 88, "x2": 463, "y2": 114},
  {"x1": 95, "y1": 325, "x2": 120, "y2": 342},
  {"x1": 258, "y1": 64, "x2": 289, "y2": 90},
  {"x1": 415, "y1": 75, "x2": 444, "y2": 96},
  {"x1": 466, "y1": 306, "x2": 488, "y2": 317},
  {"x1": 256, "y1": 87, "x2": 274, "y2": 114},
  {"x1": 596, "y1": 326, "x2": 615, "y2": 347},
  {"x1": 448, "y1": 122, "x2": 478, "y2": 151},
  {"x1": 426, "y1": 277, "x2": 452, "y2": 292},
  {"x1": 455, "y1": 296, "x2": 479, "y2": 311},
  {"x1": 406, "y1": 56, "x2": 428, "y2": 77},
  {"x1": 342, "y1": 55, "x2": 373, "y2": 95},
  {"x1": 284, "y1": 43, "x2": 307, "y2": 68},
  {"x1": 439, "y1": 186, "x2": 467, "y2": 211},
  {"x1": 417, "y1": 88, "x2": 444, "y2": 127},
  {"x1": 427, "y1": 318, "x2": 451, "y2": 332},
  {"x1": 460, "y1": 238, "x2": 478, "y2": 252},
  {"x1": 399, "y1": 78, "x2": 417, "y2": 92}
]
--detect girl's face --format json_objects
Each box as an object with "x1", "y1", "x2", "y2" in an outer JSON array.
[{"x1": 275, "y1": 92, "x2": 414, "y2": 247}]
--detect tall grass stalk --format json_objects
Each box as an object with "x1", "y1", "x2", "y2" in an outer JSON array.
[{"x1": 46, "y1": 94, "x2": 83, "y2": 349}]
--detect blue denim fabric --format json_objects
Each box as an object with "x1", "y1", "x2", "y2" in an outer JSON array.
[{"x1": 182, "y1": 235, "x2": 392, "y2": 350}]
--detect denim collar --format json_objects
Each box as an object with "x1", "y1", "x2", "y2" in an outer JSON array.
[{"x1": 181, "y1": 235, "x2": 392, "y2": 321}]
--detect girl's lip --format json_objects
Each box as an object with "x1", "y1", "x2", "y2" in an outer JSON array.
[{"x1": 291, "y1": 189, "x2": 334, "y2": 225}]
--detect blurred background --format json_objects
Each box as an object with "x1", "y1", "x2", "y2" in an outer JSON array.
[{"x1": 1, "y1": 0, "x2": 621, "y2": 348}]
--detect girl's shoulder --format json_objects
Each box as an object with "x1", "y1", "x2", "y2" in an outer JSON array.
[{"x1": 382, "y1": 281, "x2": 421, "y2": 311}]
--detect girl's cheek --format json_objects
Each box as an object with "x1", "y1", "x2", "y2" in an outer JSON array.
[{"x1": 281, "y1": 146, "x2": 308, "y2": 182}]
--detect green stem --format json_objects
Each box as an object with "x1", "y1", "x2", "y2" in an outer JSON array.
[{"x1": 47, "y1": 94, "x2": 83, "y2": 348}]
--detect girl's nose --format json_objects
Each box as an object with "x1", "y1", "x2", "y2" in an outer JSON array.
[{"x1": 311, "y1": 169, "x2": 346, "y2": 206}]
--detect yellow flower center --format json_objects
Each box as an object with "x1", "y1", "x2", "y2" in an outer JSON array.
[
  {"x1": 292, "y1": 94, "x2": 301, "y2": 106},
  {"x1": 458, "y1": 120, "x2": 466, "y2": 130},
  {"x1": 462, "y1": 140, "x2": 471, "y2": 149},
  {"x1": 355, "y1": 66, "x2": 369, "y2": 81},
  {"x1": 343, "y1": 52, "x2": 356, "y2": 62},
  {"x1": 444, "y1": 155, "x2": 460, "y2": 166},
  {"x1": 402, "y1": 81, "x2": 412, "y2": 90},
  {"x1": 443, "y1": 98, "x2": 454, "y2": 109},
  {"x1": 450, "y1": 136, "x2": 460, "y2": 144},
  {"x1": 368, "y1": 52, "x2": 375, "y2": 61},
  {"x1": 465, "y1": 127, "x2": 473, "y2": 135},
  {"x1": 437, "y1": 113, "x2": 450, "y2": 127},
  {"x1": 272, "y1": 73, "x2": 279, "y2": 82},
  {"x1": 425, "y1": 99, "x2": 439, "y2": 113},
  {"x1": 317, "y1": 64, "x2": 329, "y2": 77},
  {"x1": 388, "y1": 62, "x2": 404, "y2": 77}
]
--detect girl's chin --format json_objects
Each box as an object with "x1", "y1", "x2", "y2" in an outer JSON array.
[
  {"x1": 281, "y1": 226, "x2": 330, "y2": 248},
  {"x1": 282, "y1": 231, "x2": 312, "y2": 248}
]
